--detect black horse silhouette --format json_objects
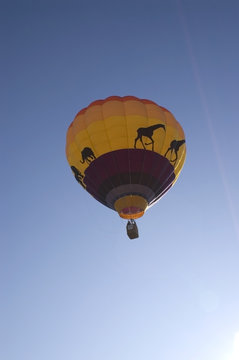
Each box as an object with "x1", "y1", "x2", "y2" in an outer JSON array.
[
  {"x1": 80, "y1": 147, "x2": 96, "y2": 164},
  {"x1": 164, "y1": 139, "x2": 185, "y2": 164},
  {"x1": 71, "y1": 166, "x2": 86, "y2": 187},
  {"x1": 134, "y1": 124, "x2": 165, "y2": 151}
]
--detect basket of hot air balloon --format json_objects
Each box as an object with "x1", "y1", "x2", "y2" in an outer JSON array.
[{"x1": 66, "y1": 96, "x2": 186, "y2": 239}]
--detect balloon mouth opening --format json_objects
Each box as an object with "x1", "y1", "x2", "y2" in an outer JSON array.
[
  {"x1": 114, "y1": 195, "x2": 148, "y2": 220},
  {"x1": 119, "y1": 207, "x2": 145, "y2": 219}
]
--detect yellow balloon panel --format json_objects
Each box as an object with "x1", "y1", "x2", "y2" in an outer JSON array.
[
  {"x1": 102, "y1": 100, "x2": 126, "y2": 118},
  {"x1": 104, "y1": 116, "x2": 127, "y2": 130},
  {"x1": 110, "y1": 137, "x2": 129, "y2": 151},
  {"x1": 144, "y1": 103, "x2": 166, "y2": 119},
  {"x1": 84, "y1": 105, "x2": 104, "y2": 127},
  {"x1": 123, "y1": 99, "x2": 148, "y2": 116}
]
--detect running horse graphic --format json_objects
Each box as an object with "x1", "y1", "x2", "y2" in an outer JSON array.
[{"x1": 134, "y1": 124, "x2": 165, "y2": 151}]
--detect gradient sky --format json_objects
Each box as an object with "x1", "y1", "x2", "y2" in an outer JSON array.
[{"x1": 1, "y1": 1, "x2": 239, "y2": 359}]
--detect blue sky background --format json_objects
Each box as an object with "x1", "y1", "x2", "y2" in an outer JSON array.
[{"x1": 1, "y1": 1, "x2": 239, "y2": 359}]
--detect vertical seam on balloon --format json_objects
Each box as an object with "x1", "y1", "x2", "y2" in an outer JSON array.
[
  {"x1": 173, "y1": 117, "x2": 181, "y2": 166},
  {"x1": 122, "y1": 99, "x2": 132, "y2": 195},
  {"x1": 81, "y1": 112, "x2": 105, "y2": 197},
  {"x1": 99, "y1": 104, "x2": 122, "y2": 207},
  {"x1": 174, "y1": 121, "x2": 186, "y2": 172},
  {"x1": 172, "y1": 148, "x2": 186, "y2": 185},
  {"x1": 82, "y1": 108, "x2": 114, "y2": 205},
  {"x1": 172, "y1": 120, "x2": 180, "y2": 168},
  {"x1": 123, "y1": 99, "x2": 136, "y2": 215},
  {"x1": 145, "y1": 106, "x2": 154, "y2": 197},
  {"x1": 122, "y1": 100, "x2": 131, "y2": 202},
  {"x1": 147, "y1": 150, "x2": 176, "y2": 206},
  {"x1": 148, "y1": 161, "x2": 174, "y2": 205},
  {"x1": 71, "y1": 117, "x2": 85, "y2": 167},
  {"x1": 69, "y1": 116, "x2": 100, "y2": 195},
  {"x1": 150, "y1": 107, "x2": 175, "y2": 204},
  {"x1": 137, "y1": 102, "x2": 151, "y2": 202},
  {"x1": 101, "y1": 105, "x2": 112, "y2": 153},
  {"x1": 83, "y1": 109, "x2": 100, "y2": 158},
  {"x1": 160, "y1": 116, "x2": 186, "y2": 197},
  {"x1": 100, "y1": 102, "x2": 124, "y2": 208},
  {"x1": 145, "y1": 106, "x2": 167, "y2": 200},
  {"x1": 148, "y1": 113, "x2": 185, "y2": 206},
  {"x1": 158, "y1": 109, "x2": 167, "y2": 154}
]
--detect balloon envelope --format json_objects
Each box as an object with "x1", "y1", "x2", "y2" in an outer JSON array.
[{"x1": 66, "y1": 96, "x2": 186, "y2": 219}]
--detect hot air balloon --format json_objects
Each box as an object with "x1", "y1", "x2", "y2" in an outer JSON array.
[{"x1": 66, "y1": 96, "x2": 186, "y2": 239}]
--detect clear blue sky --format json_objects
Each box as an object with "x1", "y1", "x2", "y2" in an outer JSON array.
[{"x1": 1, "y1": 1, "x2": 239, "y2": 359}]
